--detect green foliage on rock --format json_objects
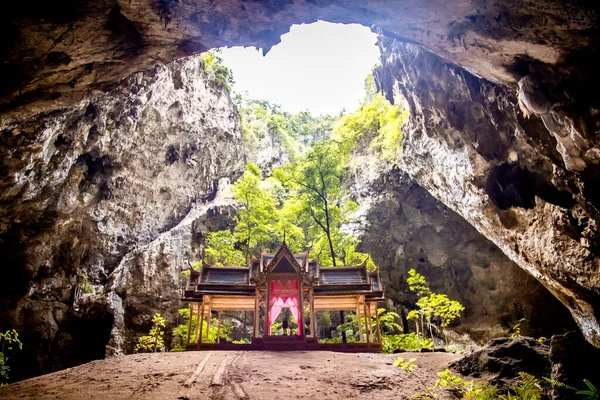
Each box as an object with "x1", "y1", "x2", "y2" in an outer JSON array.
[
  {"x1": 204, "y1": 230, "x2": 245, "y2": 267},
  {"x1": 78, "y1": 272, "x2": 93, "y2": 294},
  {"x1": 199, "y1": 50, "x2": 235, "y2": 89},
  {"x1": 407, "y1": 268, "x2": 432, "y2": 297},
  {"x1": 134, "y1": 313, "x2": 166, "y2": 353},
  {"x1": 396, "y1": 360, "x2": 500, "y2": 400},
  {"x1": 0, "y1": 329, "x2": 22, "y2": 386},
  {"x1": 332, "y1": 93, "x2": 407, "y2": 162},
  {"x1": 235, "y1": 95, "x2": 336, "y2": 155},
  {"x1": 396, "y1": 360, "x2": 600, "y2": 400}
]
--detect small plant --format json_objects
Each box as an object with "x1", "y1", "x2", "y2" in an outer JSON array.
[
  {"x1": 545, "y1": 377, "x2": 600, "y2": 399},
  {"x1": 394, "y1": 358, "x2": 499, "y2": 400},
  {"x1": 135, "y1": 313, "x2": 166, "y2": 353},
  {"x1": 544, "y1": 377, "x2": 577, "y2": 391},
  {"x1": 577, "y1": 379, "x2": 600, "y2": 400},
  {"x1": 78, "y1": 272, "x2": 93, "y2": 294},
  {"x1": 394, "y1": 357, "x2": 417, "y2": 373},
  {"x1": 444, "y1": 343, "x2": 466, "y2": 354},
  {"x1": 510, "y1": 324, "x2": 521, "y2": 338},
  {"x1": 0, "y1": 329, "x2": 23, "y2": 387},
  {"x1": 499, "y1": 372, "x2": 542, "y2": 400},
  {"x1": 382, "y1": 332, "x2": 433, "y2": 353}
]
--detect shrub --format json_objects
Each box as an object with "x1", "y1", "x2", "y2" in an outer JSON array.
[
  {"x1": 0, "y1": 329, "x2": 22, "y2": 386},
  {"x1": 171, "y1": 308, "x2": 233, "y2": 351},
  {"x1": 134, "y1": 313, "x2": 166, "y2": 353},
  {"x1": 383, "y1": 333, "x2": 433, "y2": 353}
]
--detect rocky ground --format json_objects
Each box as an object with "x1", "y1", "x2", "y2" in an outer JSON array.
[{"x1": 0, "y1": 350, "x2": 461, "y2": 400}]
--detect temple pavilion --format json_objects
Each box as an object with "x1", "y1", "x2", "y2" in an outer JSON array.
[{"x1": 182, "y1": 242, "x2": 385, "y2": 352}]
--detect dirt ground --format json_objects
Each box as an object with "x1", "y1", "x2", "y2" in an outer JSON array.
[{"x1": 0, "y1": 350, "x2": 462, "y2": 399}]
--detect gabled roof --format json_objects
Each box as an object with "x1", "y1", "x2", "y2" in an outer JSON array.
[{"x1": 263, "y1": 242, "x2": 306, "y2": 274}]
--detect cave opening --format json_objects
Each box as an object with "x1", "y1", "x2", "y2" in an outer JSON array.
[{"x1": 217, "y1": 21, "x2": 381, "y2": 116}]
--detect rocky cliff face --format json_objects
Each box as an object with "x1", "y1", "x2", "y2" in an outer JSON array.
[
  {"x1": 375, "y1": 39, "x2": 600, "y2": 345},
  {"x1": 347, "y1": 151, "x2": 577, "y2": 345},
  {"x1": 0, "y1": 57, "x2": 244, "y2": 379}
]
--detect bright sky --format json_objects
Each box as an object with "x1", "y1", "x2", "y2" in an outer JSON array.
[{"x1": 219, "y1": 21, "x2": 380, "y2": 116}]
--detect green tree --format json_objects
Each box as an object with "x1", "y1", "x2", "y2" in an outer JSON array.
[
  {"x1": 0, "y1": 329, "x2": 22, "y2": 386},
  {"x1": 233, "y1": 163, "x2": 277, "y2": 257},
  {"x1": 135, "y1": 313, "x2": 166, "y2": 353},
  {"x1": 204, "y1": 230, "x2": 245, "y2": 266},
  {"x1": 376, "y1": 308, "x2": 403, "y2": 335},
  {"x1": 406, "y1": 269, "x2": 465, "y2": 342},
  {"x1": 407, "y1": 268, "x2": 432, "y2": 297},
  {"x1": 363, "y1": 72, "x2": 377, "y2": 105},
  {"x1": 274, "y1": 140, "x2": 348, "y2": 266}
]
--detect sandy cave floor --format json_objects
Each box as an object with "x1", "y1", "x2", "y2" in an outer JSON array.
[{"x1": 0, "y1": 350, "x2": 462, "y2": 399}]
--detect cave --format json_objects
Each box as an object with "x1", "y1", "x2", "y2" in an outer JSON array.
[{"x1": 1, "y1": 0, "x2": 600, "y2": 393}]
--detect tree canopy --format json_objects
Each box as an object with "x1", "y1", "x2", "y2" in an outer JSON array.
[{"x1": 199, "y1": 74, "x2": 406, "y2": 270}]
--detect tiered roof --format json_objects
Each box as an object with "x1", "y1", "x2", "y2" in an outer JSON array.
[{"x1": 183, "y1": 242, "x2": 384, "y2": 302}]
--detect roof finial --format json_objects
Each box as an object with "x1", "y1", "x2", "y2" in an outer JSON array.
[{"x1": 282, "y1": 227, "x2": 286, "y2": 244}]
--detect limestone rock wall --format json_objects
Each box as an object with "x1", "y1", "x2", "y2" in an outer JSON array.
[
  {"x1": 0, "y1": 56, "x2": 244, "y2": 379},
  {"x1": 375, "y1": 39, "x2": 600, "y2": 345},
  {"x1": 347, "y1": 156, "x2": 577, "y2": 344}
]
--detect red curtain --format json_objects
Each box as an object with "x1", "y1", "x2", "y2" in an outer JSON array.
[{"x1": 268, "y1": 280, "x2": 302, "y2": 336}]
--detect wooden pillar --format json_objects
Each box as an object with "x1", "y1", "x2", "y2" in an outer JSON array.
[
  {"x1": 197, "y1": 301, "x2": 205, "y2": 344},
  {"x1": 363, "y1": 301, "x2": 371, "y2": 343},
  {"x1": 368, "y1": 304, "x2": 375, "y2": 343},
  {"x1": 375, "y1": 304, "x2": 382, "y2": 343},
  {"x1": 297, "y1": 280, "x2": 303, "y2": 337},
  {"x1": 186, "y1": 303, "x2": 193, "y2": 344},
  {"x1": 265, "y1": 281, "x2": 271, "y2": 336},
  {"x1": 254, "y1": 289, "x2": 260, "y2": 338},
  {"x1": 309, "y1": 289, "x2": 316, "y2": 338},
  {"x1": 205, "y1": 303, "x2": 212, "y2": 344},
  {"x1": 356, "y1": 297, "x2": 363, "y2": 343},
  {"x1": 216, "y1": 311, "x2": 222, "y2": 344}
]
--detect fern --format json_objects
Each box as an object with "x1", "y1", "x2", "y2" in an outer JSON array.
[
  {"x1": 543, "y1": 376, "x2": 577, "y2": 392},
  {"x1": 499, "y1": 372, "x2": 542, "y2": 400}
]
